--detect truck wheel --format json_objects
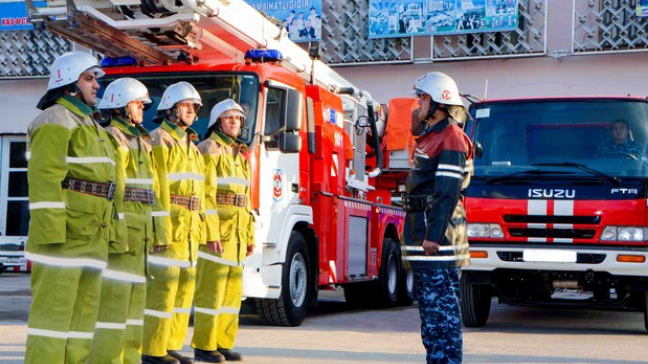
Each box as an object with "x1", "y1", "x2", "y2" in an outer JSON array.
[
  {"x1": 377, "y1": 238, "x2": 399, "y2": 307},
  {"x1": 255, "y1": 231, "x2": 310, "y2": 326},
  {"x1": 460, "y1": 276, "x2": 491, "y2": 327},
  {"x1": 398, "y1": 267, "x2": 415, "y2": 306}
]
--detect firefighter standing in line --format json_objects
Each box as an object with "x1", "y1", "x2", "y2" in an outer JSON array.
[
  {"x1": 191, "y1": 99, "x2": 255, "y2": 363},
  {"x1": 142, "y1": 81, "x2": 209, "y2": 364},
  {"x1": 25, "y1": 51, "x2": 123, "y2": 364},
  {"x1": 90, "y1": 78, "x2": 168, "y2": 364},
  {"x1": 400, "y1": 72, "x2": 473, "y2": 364}
]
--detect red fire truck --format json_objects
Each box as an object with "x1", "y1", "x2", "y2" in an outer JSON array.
[
  {"x1": 27, "y1": 0, "x2": 412, "y2": 326},
  {"x1": 462, "y1": 96, "x2": 648, "y2": 331}
]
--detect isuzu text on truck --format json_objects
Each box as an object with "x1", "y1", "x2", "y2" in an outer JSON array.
[{"x1": 461, "y1": 97, "x2": 648, "y2": 331}]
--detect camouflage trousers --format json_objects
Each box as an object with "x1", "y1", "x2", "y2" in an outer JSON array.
[{"x1": 414, "y1": 268, "x2": 462, "y2": 364}]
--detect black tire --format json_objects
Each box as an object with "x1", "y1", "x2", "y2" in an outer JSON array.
[
  {"x1": 643, "y1": 291, "x2": 648, "y2": 333},
  {"x1": 255, "y1": 231, "x2": 310, "y2": 326},
  {"x1": 460, "y1": 276, "x2": 491, "y2": 327},
  {"x1": 397, "y1": 267, "x2": 415, "y2": 306},
  {"x1": 377, "y1": 238, "x2": 400, "y2": 307}
]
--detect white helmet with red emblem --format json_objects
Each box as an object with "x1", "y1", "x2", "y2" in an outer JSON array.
[{"x1": 412, "y1": 71, "x2": 463, "y2": 106}]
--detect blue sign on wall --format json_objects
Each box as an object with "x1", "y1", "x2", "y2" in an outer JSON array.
[
  {"x1": 245, "y1": 0, "x2": 323, "y2": 43},
  {"x1": 0, "y1": 1, "x2": 45, "y2": 31}
]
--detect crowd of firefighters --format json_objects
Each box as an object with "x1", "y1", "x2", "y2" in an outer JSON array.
[{"x1": 24, "y1": 51, "x2": 253, "y2": 364}]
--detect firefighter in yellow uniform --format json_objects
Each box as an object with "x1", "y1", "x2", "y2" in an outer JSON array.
[
  {"x1": 25, "y1": 51, "x2": 123, "y2": 364},
  {"x1": 192, "y1": 99, "x2": 255, "y2": 363},
  {"x1": 142, "y1": 82, "x2": 211, "y2": 364},
  {"x1": 90, "y1": 78, "x2": 167, "y2": 364}
]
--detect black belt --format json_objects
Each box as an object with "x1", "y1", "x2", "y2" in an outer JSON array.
[
  {"x1": 170, "y1": 194, "x2": 200, "y2": 211},
  {"x1": 216, "y1": 193, "x2": 247, "y2": 207},
  {"x1": 63, "y1": 178, "x2": 116, "y2": 201},
  {"x1": 124, "y1": 187, "x2": 156, "y2": 205},
  {"x1": 401, "y1": 194, "x2": 433, "y2": 212}
]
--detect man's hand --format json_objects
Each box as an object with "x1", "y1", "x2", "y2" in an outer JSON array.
[
  {"x1": 151, "y1": 245, "x2": 170, "y2": 253},
  {"x1": 422, "y1": 240, "x2": 440, "y2": 255},
  {"x1": 246, "y1": 244, "x2": 254, "y2": 257},
  {"x1": 206, "y1": 241, "x2": 223, "y2": 254}
]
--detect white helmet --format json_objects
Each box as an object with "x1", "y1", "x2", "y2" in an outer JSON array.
[
  {"x1": 412, "y1": 71, "x2": 463, "y2": 106},
  {"x1": 98, "y1": 78, "x2": 152, "y2": 109},
  {"x1": 208, "y1": 99, "x2": 245, "y2": 129},
  {"x1": 47, "y1": 52, "x2": 105, "y2": 91},
  {"x1": 157, "y1": 81, "x2": 202, "y2": 111}
]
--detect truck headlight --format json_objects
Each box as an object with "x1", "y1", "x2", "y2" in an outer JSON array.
[
  {"x1": 468, "y1": 223, "x2": 503, "y2": 238},
  {"x1": 600, "y1": 226, "x2": 644, "y2": 242}
]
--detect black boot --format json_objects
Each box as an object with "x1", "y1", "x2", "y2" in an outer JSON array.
[
  {"x1": 194, "y1": 348, "x2": 224, "y2": 363},
  {"x1": 217, "y1": 349, "x2": 242, "y2": 361},
  {"x1": 167, "y1": 350, "x2": 194, "y2": 364},
  {"x1": 141, "y1": 354, "x2": 180, "y2": 364}
]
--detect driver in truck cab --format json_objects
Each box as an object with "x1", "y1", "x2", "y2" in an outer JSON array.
[{"x1": 595, "y1": 119, "x2": 645, "y2": 160}]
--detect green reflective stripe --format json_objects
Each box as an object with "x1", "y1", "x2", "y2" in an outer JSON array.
[{"x1": 56, "y1": 96, "x2": 93, "y2": 117}]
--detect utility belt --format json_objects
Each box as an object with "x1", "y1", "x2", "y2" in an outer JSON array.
[
  {"x1": 170, "y1": 194, "x2": 201, "y2": 211},
  {"x1": 401, "y1": 194, "x2": 433, "y2": 212},
  {"x1": 216, "y1": 193, "x2": 247, "y2": 207},
  {"x1": 124, "y1": 187, "x2": 156, "y2": 206},
  {"x1": 63, "y1": 177, "x2": 116, "y2": 201}
]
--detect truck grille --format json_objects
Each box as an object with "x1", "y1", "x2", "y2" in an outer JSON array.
[
  {"x1": 509, "y1": 228, "x2": 596, "y2": 239},
  {"x1": 504, "y1": 215, "x2": 600, "y2": 224},
  {"x1": 497, "y1": 252, "x2": 606, "y2": 264}
]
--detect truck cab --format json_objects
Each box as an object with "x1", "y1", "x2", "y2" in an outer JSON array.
[{"x1": 463, "y1": 97, "x2": 648, "y2": 331}]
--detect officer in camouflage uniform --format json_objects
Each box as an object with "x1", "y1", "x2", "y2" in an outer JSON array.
[
  {"x1": 401, "y1": 72, "x2": 473, "y2": 364},
  {"x1": 594, "y1": 119, "x2": 646, "y2": 160}
]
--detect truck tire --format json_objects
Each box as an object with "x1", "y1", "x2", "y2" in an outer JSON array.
[
  {"x1": 255, "y1": 231, "x2": 310, "y2": 326},
  {"x1": 398, "y1": 267, "x2": 415, "y2": 306},
  {"x1": 377, "y1": 238, "x2": 399, "y2": 307},
  {"x1": 460, "y1": 276, "x2": 491, "y2": 327}
]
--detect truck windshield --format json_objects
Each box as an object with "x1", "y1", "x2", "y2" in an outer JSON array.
[
  {"x1": 100, "y1": 73, "x2": 260, "y2": 146},
  {"x1": 467, "y1": 99, "x2": 648, "y2": 178}
]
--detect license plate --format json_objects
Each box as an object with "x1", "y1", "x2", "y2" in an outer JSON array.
[
  {"x1": 523, "y1": 249, "x2": 577, "y2": 263},
  {"x1": 0, "y1": 258, "x2": 21, "y2": 265}
]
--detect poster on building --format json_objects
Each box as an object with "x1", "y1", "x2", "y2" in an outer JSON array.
[
  {"x1": 637, "y1": 0, "x2": 648, "y2": 17},
  {"x1": 246, "y1": 1, "x2": 322, "y2": 42},
  {"x1": 369, "y1": 0, "x2": 518, "y2": 38},
  {"x1": 0, "y1": 1, "x2": 45, "y2": 31}
]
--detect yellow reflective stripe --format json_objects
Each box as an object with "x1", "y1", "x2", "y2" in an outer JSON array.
[
  {"x1": 217, "y1": 177, "x2": 248, "y2": 187},
  {"x1": 402, "y1": 254, "x2": 471, "y2": 262},
  {"x1": 151, "y1": 211, "x2": 170, "y2": 217},
  {"x1": 29, "y1": 202, "x2": 65, "y2": 210},
  {"x1": 435, "y1": 171, "x2": 463, "y2": 179},
  {"x1": 167, "y1": 172, "x2": 204, "y2": 181},
  {"x1": 194, "y1": 306, "x2": 240, "y2": 316},
  {"x1": 66, "y1": 156, "x2": 116, "y2": 166},
  {"x1": 27, "y1": 328, "x2": 94, "y2": 339},
  {"x1": 125, "y1": 178, "x2": 154, "y2": 184},
  {"x1": 147, "y1": 255, "x2": 191, "y2": 268},
  {"x1": 102, "y1": 269, "x2": 146, "y2": 283},
  {"x1": 126, "y1": 319, "x2": 144, "y2": 326},
  {"x1": 173, "y1": 307, "x2": 192, "y2": 314},
  {"x1": 95, "y1": 322, "x2": 127, "y2": 330},
  {"x1": 144, "y1": 309, "x2": 173, "y2": 319},
  {"x1": 197, "y1": 251, "x2": 241, "y2": 267},
  {"x1": 26, "y1": 252, "x2": 107, "y2": 270}
]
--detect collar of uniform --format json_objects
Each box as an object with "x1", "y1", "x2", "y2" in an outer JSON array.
[
  {"x1": 161, "y1": 119, "x2": 199, "y2": 142},
  {"x1": 211, "y1": 130, "x2": 246, "y2": 150},
  {"x1": 56, "y1": 95, "x2": 94, "y2": 118},
  {"x1": 112, "y1": 117, "x2": 142, "y2": 137},
  {"x1": 419, "y1": 117, "x2": 453, "y2": 137}
]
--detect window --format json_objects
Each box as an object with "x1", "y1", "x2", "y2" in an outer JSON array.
[{"x1": 0, "y1": 136, "x2": 29, "y2": 237}]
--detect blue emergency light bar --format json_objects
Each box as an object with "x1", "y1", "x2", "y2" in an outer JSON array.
[
  {"x1": 244, "y1": 49, "x2": 283, "y2": 63},
  {"x1": 100, "y1": 56, "x2": 138, "y2": 67}
]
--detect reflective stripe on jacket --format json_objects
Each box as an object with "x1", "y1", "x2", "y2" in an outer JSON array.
[{"x1": 197, "y1": 131, "x2": 254, "y2": 264}]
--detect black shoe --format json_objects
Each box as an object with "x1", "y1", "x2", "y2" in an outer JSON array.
[
  {"x1": 217, "y1": 349, "x2": 242, "y2": 361},
  {"x1": 167, "y1": 350, "x2": 194, "y2": 364},
  {"x1": 142, "y1": 354, "x2": 180, "y2": 364},
  {"x1": 194, "y1": 348, "x2": 224, "y2": 363}
]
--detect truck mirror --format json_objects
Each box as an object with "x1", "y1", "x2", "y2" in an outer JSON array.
[
  {"x1": 279, "y1": 132, "x2": 301, "y2": 153},
  {"x1": 474, "y1": 141, "x2": 483, "y2": 159},
  {"x1": 285, "y1": 89, "x2": 303, "y2": 131}
]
